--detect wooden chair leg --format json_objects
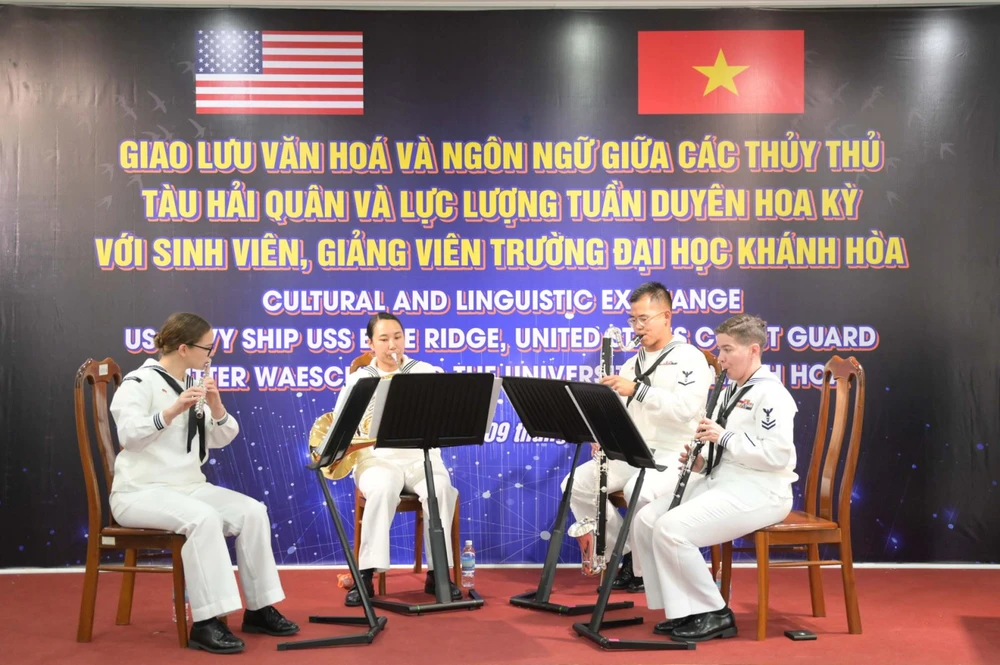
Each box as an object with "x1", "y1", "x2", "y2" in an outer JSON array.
[
  {"x1": 171, "y1": 545, "x2": 188, "y2": 648},
  {"x1": 710, "y1": 544, "x2": 721, "y2": 581},
  {"x1": 721, "y1": 541, "x2": 733, "y2": 605},
  {"x1": 76, "y1": 541, "x2": 101, "y2": 642},
  {"x1": 413, "y1": 509, "x2": 423, "y2": 574},
  {"x1": 115, "y1": 548, "x2": 138, "y2": 625},
  {"x1": 840, "y1": 538, "x2": 862, "y2": 634},
  {"x1": 451, "y1": 497, "x2": 461, "y2": 585},
  {"x1": 377, "y1": 572, "x2": 387, "y2": 596},
  {"x1": 755, "y1": 531, "x2": 770, "y2": 641},
  {"x1": 807, "y1": 543, "x2": 826, "y2": 617}
]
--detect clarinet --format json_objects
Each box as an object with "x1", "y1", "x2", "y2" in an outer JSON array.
[{"x1": 668, "y1": 368, "x2": 728, "y2": 511}]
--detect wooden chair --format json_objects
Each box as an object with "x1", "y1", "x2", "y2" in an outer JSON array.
[
  {"x1": 347, "y1": 352, "x2": 462, "y2": 594},
  {"x1": 609, "y1": 348, "x2": 724, "y2": 572},
  {"x1": 74, "y1": 358, "x2": 188, "y2": 647},
  {"x1": 349, "y1": 351, "x2": 375, "y2": 375},
  {"x1": 719, "y1": 355, "x2": 866, "y2": 640}
]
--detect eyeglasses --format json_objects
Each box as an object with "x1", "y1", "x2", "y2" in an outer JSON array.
[
  {"x1": 627, "y1": 311, "x2": 668, "y2": 327},
  {"x1": 187, "y1": 342, "x2": 215, "y2": 354}
]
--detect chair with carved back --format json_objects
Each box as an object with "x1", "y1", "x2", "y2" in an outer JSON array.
[
  {"x1": 74, "y1": 357, "x2": 188, "y2": 647},
  {"x1": 347, "y1": 352, "x2": 462, "y2": 595},
  {"x1": 718, "y1": 355, "x2": 866, "y2": 640},
  {"x1": 608, "y1": 348, "x2": 725, "y2": 572}
]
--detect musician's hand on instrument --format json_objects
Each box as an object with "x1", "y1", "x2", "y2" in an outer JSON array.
[
  {"x1": 679, "y1": 444, "x2": 706, "y2": 473},
  {"x1": 164, "y1": 387, "x2": 205, "y2": 423},
  {"x1": 203, "y1": 377, "x2": 225, "y2": 418},
  {"x1": 600, "y1": 375, "x2": 635, "y2": 397},
  {"x1": 695, "y1": 418, "x2": 724, "y2": 444},
  {"x1": 590, "y1": 442, "x2": 601, "y2": 458}
]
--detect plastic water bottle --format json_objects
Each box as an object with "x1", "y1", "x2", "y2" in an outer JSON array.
[
  {"x1": 172, "y1": 589, "x2": 191, "y2": 623},
  {"x1": 460, "y1": 540, "x2": 476, "y2": 588}
]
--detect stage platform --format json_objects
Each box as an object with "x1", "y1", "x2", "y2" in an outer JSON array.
[{"x1": 2, "y1": 566, "x2": 997, "y2": 664}]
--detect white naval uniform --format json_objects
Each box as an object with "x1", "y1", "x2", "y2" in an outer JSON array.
[
  {"x1": 330, "y1": 355, "x2": 458, "y2": 573},
  {"x1": 632, "y1": 366, "x2": 798, "y2": 619},
  {"x1": 560, "y1": 333, "x2": 712, "y2": 564},
  {"x1": 108, "y1": 359, "x2": 285, "y2": 623}
]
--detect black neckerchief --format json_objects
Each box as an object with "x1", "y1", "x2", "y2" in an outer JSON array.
[
  {"x1": 625, "y1": 342, "x2": 680, "y2": 407},
  {"x1": 706, "y1": 382, "x2": 754, "y2": 474},
  {"x1": 150, "y1": 367, "x2": 206, "y2": 461}
]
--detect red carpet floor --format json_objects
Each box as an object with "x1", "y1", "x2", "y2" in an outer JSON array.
[{"x1": 2, "y1": 567, "x2": 998, "y2": 664}]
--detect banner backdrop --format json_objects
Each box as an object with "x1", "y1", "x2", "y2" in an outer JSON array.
[{"x1": 1, "y1": 5, "x2": 998, "y2": 568}]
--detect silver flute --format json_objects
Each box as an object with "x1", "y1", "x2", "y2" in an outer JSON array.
[{"x1": 194, "y1": 356, "x2": 212, "y2": 419}]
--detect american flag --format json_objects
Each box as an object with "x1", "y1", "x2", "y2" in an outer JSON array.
[{"x1": 195, "y1": 30, "x2": 363, "y2": 115}]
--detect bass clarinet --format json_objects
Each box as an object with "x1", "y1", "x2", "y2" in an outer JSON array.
[
  {"x1": 668, "y1": 368, "x2": 728, "y2": 510},
  {"x1": 568, "y1": 324, "x2": 622, "y2": 576}
]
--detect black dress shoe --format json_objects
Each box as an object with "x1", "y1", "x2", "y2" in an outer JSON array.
[
  {"x1": 189, "y1": 618, "x2": 246, "y2": 654},
  {"x1": 670, "y1": 607, "x2": 738, "y2": 643},
  {"x1": 626, "y1": 576, "x2": 645, "y2": 593},
  {"x1": 653, "y1": 615, "x2": 692, "y2": 636},
  {"x1": 424, "y1": 572, "x2": 463, "y2": 600},
  {"x1": 345, "y1": 569, "x2": 376, "y2": 607},
  {"x1": 610, "y1": 553, "x2": 635, "y2": 591},
  {"x1": 242, "y1": 605, "x2": 300, "y2": 636}
]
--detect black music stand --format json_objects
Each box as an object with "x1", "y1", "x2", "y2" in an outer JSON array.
[
  {"x1": 278, "y1": 376, "x2": 387, "y2": 651},
  {"x1": 367, "y1": 372, "x2": 500, "y2": 615},
  {"x1": 564, "y1": 381, "x2": 696, "y2": 652},
  {"x1": 501, "y1": 377, "x2": 635, "y2": 617}
]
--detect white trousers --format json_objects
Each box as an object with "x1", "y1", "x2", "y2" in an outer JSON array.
[
  {"x1": 560, "y1": 447, "x2": 682, "y2": 567},
  {"x1": 355, "y1": 459, "x2": 457, "y2": 573},
  {"x1": 110, "y1": 483, "x2": 285, "y2": 623},
  {"x1": 632, "y1": 468, "x2": 792, "y2": 619}
]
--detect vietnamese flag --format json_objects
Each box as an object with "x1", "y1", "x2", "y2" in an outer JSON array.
[{"x1": 638, "y1": 30, "x2": 804, "y2": 115}]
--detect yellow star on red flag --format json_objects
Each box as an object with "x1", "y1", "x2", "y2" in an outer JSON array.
[{"x1": 693, "y1": 49, "x2": 749, "y2": 96}]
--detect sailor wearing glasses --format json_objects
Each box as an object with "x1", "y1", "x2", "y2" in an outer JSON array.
[
  {"x1": 109, "y1": 312, "x2": 298, "y2": 654},
  {"x1": 559, "y1": 282, "x2": 713, "y2": 593}
]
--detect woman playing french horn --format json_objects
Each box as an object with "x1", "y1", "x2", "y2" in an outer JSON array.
[{"x1": 312, "y1": 312, "x2": 463, "y2": 607}]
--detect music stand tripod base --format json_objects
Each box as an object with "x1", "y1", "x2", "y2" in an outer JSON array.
[
  {"x1": 568, "y1": 470, "x2": 695, "y2": 651},
  {"x1": 362, "y1": 373, "x2": 499, "y2": 616},
  {"x1": 572, "y1": 620, "x2": 695, "y2": 651},
  {"x1": 369, "y1": 453, "x2": 486, "y2": 616},
  {"x1": 507, "y1": 455, "x2": 633, "y2": 617},
  {"x1": 568, "y1": 484, "x2": 695, "y2": 652},
  {"x1": 510, "y1": 591, "x2": 634, "y2": 617},
  {"x1": 278, "y1": 615, "x2": 388, "y2": 651},
  {"x1": 499, "y1": 378, "x2": 635, "y2": 617},
  {"x1": 561, "y1": 382, "x2": 697, "y2": 651},
  {"x1": 508, "y1": 457, "x2": 633, "y2": 617},
  {"x1": 372, "y1": 589, "x2": 485, "y2": 616},
  {"x1": 278, "y1": 457, "x2": 388, "y2": 649}
]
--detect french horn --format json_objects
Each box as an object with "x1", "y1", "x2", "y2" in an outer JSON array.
[
  {"x1": 308, "y1": 353, "x2": 400, "y2": 480},
  {"x1": 307, "y1": 411, "x2": 377, "y2": 481}
]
